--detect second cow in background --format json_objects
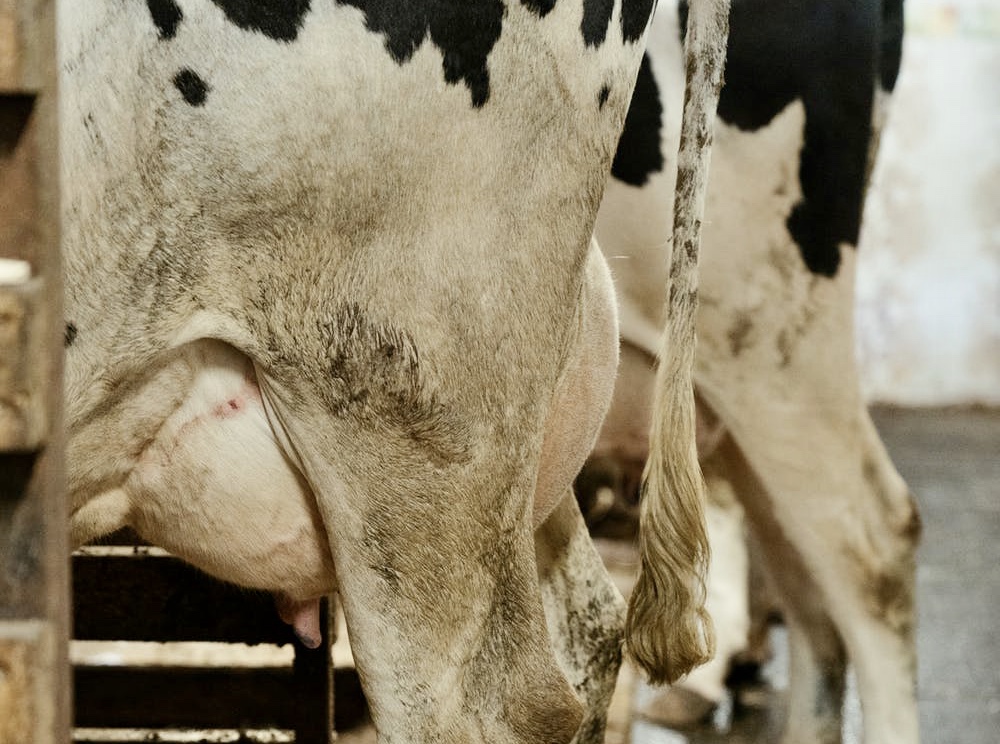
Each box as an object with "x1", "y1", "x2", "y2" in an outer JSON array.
[{"x1": 580, "y1": 1, "x2": 922, "y2": 743}]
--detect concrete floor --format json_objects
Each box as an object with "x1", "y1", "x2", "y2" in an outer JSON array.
[
  {"x1": 620, "y1": 407, "x2": 1000, "y2": 744},
  {"x1": 878, "y1": 407, "x2": 1000, "y2": 744}
]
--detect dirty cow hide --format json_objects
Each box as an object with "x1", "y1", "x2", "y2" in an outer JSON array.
[{"x1": 59, "y1": 1, "x2": 728, "y2": 742}]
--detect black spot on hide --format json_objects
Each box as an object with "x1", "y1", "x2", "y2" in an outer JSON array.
[
  {"x1": 209, "y1": 0, "x2": 311, "y2": 42},
  {"x1": 521, "y1": 0, "x2": 557, "y2": 17},
  {"x1": 598, "y1": 84, "x2": 610, "y2": 109},
  {"x1": 880, "y1": 0, "x2": 904, "y2": 92},
  {"x1": 173, "y1": 68, "x2": 210, "y2": 106},
  {"x1": 338, "y1": 0, "x2": 504, "y2": 108},
  {"x1": 788, "y1": 202, "x2": 844, "y2": 276},
  {"x1": 620, "y1": 0, "x2": 656, "y2": 43},
  {"x1": 582, "y1": 0, "x2": 655, "y2": 47},
  {"x1": 611, "y1": 54, "x2": 663, "y2": 186},
  {"x1": 581, "y1": 0, "x2": 615, "y2": 46},
  {"x1": 678, "y1": 0, "x2": 888, "y2": 278},
  {"x1": 146, "y1": 0, "x2": 183, "y2": 39},
  {"x1": 64, "y1": 322, "x2": 78, "y2": 348}
]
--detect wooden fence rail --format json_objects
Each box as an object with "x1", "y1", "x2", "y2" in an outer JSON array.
[
  {"x1": 1, "y1": 1, "x2": 68, "y2": 743},
  {"x1": 71, "y1": 544, "x2": 339, "y2": 743}
]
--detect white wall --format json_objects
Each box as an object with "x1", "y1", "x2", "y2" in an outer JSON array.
[{"x1": 856, "y1": 0, "x2": 1000, "y2": 406}]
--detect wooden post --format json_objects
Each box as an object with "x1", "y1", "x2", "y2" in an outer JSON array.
[{"x1": 0, "y1": 1, "x2": 69, "y2": 743}]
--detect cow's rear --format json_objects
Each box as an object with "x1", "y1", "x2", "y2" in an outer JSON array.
[{"x1": 59, "y1": 2, "x2": 695, "y2": 741}]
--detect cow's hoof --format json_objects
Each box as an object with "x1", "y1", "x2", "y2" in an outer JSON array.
[{"x1": 633, "y1": 685, "x2": 716, "y2": 730}]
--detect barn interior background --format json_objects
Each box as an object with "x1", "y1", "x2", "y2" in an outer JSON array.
[{"x1": 856, "y1": 0, "x2": 1000, "y2": 406}]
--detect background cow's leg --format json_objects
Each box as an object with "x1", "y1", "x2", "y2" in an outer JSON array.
[
  {"x1": 829, "y1": 408, "x2": 921, "y2": 744},
  {"x1": 711, "y1": 410, "x2": 920, "y2": 744},
  {"x1": 536, "y1": 491, "x2": 626, "y2": 744},
  {"x1": 708, "y1": 436, "x2": 847, "y2": 744},
  {"x1": 764, "y1": 409, "x2": 920, "y2": 744},
  {"x1": 782, "y1": 613, "x2": 848, "y2": 744},
  {"x1": 736, "y1": 529, "x2": 779, "y2": 672}
]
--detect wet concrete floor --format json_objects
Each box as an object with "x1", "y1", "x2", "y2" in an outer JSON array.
[{"x1": 620, "y1": 406, "x2": 1000, "y2": 744}]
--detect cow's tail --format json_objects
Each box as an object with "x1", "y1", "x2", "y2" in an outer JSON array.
[{"x1": 624, "y1": 0, "x2": 730, "y2": 685}]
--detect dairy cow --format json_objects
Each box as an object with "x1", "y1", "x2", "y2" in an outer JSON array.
[
  {"x1": 582, "y1": 1, "x2": 922, "y2": 742},
  {"x1": 59, "y1": 1, "x2": 729, "y2": 741}
]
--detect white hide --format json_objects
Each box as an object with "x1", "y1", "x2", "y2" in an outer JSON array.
[
  {"x1": 593, "y1": 4, "x2": 922, "y2": 743},
  {"x1": 58, "y1": 2, "x2": 687, "y2": 742}
]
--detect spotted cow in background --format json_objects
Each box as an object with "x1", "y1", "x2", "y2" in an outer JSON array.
[
  {"x1": 60, "y1": 1, "x2": 730, "y2": 742},
  {"x1": 580, "y1": 1, "x2": 922, "y2": 742}
]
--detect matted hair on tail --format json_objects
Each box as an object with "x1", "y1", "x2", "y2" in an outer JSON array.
[{"x1": 624, "y1": 0, "x2": 730, "y2": 685}]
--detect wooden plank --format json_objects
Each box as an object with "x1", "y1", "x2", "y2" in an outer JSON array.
[
  {"x1": 73, "y1": 666, "x2": 299, "y2": 729},
  {"x1": 0, "y1": 0, "x2": 22, "y2": 89},
  {"x1": 0, "y1": 0, "x2": 46, "y2": 92},
  {"x1": 72, "y1": 553, "x2": 300, "y2": 645},
  {"x1": 0, "y1": 1, "x2": 69, "y2": 742},
  {"x1": 73, "y1": 665, "x2": 359, "y2": 738},
  {"x1": 74, "y1": 730, "x2": 293, "y2": 744},
  {"x1": 0, "y1": 621, "x2": 54, "y2": 743},
  {"x1": 0, "y1": 274, "x2": 47, "y2": 449},
  {"x1": 73, "y1": 556, "x2": 337, "y2": 740}
]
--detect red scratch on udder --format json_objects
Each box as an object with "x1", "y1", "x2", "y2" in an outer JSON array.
[
  {"x1": 213, "y1": 397, "x2": 244, "y2": 418},
  {"x1": 138, "y1": 381, "x2": 260, "y2": 469},
  {"x1": 213, "y1": 380, "x2": 260, "y2": 419}
]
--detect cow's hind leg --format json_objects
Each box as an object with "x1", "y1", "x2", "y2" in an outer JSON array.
[
  {"x1": 839, "y1": 410, "x2": 921, "y2": 744},
  {"x1": 780, "y1": 589, "x2": 849, "y2": 744},
  {"x1": 256, "y1": 384, "x2": 583, "y2": 743},
  {"x1": 715, "y1": 409, "x2": 920, "y2": 744},
  {"x1": 335, "y1": 480, "x2": 581, "y2": 744},
  {"x1": 707, "y1": 434, "x2": 847, "y2": 744},
  {"x1": 536, "y1": 491, "x2": 626, "y2": 744}
]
